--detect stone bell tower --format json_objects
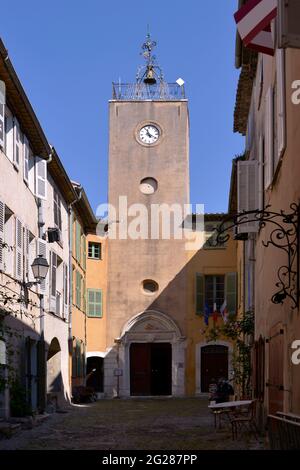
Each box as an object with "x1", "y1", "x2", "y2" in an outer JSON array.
[{"x1": 104, "y1": 34, "x2": 190, "y2": 397}]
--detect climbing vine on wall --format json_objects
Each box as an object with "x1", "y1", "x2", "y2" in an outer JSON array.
[{"x1": 205, "y1": 310, "x2": 255, "y2": 398}]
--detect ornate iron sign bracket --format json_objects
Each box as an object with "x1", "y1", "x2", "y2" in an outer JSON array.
[{"x1": 216, "y1": 204, "x2": 300, "y2": 309}]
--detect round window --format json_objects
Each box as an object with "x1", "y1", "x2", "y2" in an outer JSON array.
[
  {"x1": 142, "y1": 279, "x2": 159, "y2": 294},
  {"x1": 139, "y1": 177, "x2": 158, "y2": 195}
]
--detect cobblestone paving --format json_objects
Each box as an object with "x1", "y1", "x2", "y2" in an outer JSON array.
[{"x1": 0, "y1": 398, "x2": 266, "y2": 450}]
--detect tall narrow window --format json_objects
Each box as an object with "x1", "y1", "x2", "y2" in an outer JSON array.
[
  {"x1": 13, "y1": 118, "x2": 22, "y2": 168},
  {"x1": 204, "y1": 275, "x2": 225, "y2": 312},
  {"x1": 23, "y1": 136, "x2": 29, "y2": 183},
  {"x1": 51, "y1": 252, "x2": 57, "y2": 298},
  {"x1": 4, "y1": 107, "x2": 13, "y2": 161},
  {"x1": 53, "y1": 189, "x2": 62, "y2": 230}
]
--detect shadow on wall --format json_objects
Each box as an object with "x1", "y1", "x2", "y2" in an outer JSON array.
[
  {"x1": 103, "y1": 230, "x2": 236, "y2": 397},
  {"x1": 47, "y1": 337, "x2": 62, "y2": 393},
  {"x1": 0, "y1": 315, "x2": 68, "y2": 417}
]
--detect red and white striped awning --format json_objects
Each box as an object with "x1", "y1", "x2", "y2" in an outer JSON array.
[{"x1": 234, "y1": 0, "x2": 278, "y2": 56}]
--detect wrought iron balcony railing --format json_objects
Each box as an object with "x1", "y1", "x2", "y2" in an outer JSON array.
[{"x1": 112, "y1": 82, "x2": 186, "y2": 101}]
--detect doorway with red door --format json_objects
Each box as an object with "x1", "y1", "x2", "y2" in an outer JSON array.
[
  {"x1": 200, "y1": 345, "x2": 229, "y2": 393},
  {"x1": 130, "y1": 343, "x2": 172, "y2": 396}
]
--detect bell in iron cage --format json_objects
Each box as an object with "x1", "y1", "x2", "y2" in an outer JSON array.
[{"x1": 144, "y1": 65, "x2": 156, "y2": 85}]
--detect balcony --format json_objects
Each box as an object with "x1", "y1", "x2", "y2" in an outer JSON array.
[{"x1": 111, "y1": 82, "x2": 186, "y2": 101}]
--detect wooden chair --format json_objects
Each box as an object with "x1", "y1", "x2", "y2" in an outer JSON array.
[
  {"x1": 211, "y1": 406, "x2": 235, "y2": 430},
  {"x1": 229, "y1": 400, "x2": 258, "y2": 440}
]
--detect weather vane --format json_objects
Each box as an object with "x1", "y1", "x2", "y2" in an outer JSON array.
[{"x1": 136, "y1": 29, "x2": 164, "y2": 85}]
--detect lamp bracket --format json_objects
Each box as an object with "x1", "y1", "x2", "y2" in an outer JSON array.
[{"x1": 216, "y1": 204, "x2": 299, "y2": 309}]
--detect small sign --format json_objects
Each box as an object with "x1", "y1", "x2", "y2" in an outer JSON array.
[{"x1": 114, "y1": 368, "x2": 123, "y2": 377}]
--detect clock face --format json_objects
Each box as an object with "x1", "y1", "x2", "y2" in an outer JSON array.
[{"x1": 139, "y1": 124, "x2": 160, "y2": 145}]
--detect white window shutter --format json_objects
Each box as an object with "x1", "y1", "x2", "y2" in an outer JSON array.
[
  {"x1": 24, "y1": 228, "x2": 30, "y2": 281},
  {"x1": 28, "y1": 149, "x2": 35, "y2": 193},
  {"x1": 49, "y1": 251, "x2": 57, "y2": 313},
  {"x1": 237, "y1": 161, "x2": 259, "y2": 233},
  {"x1": 13, "y1": 118, "x2": 22, "y2": 168},
  {"x1": 37, "y1": 238, "x2": 47, "y2": 292},
  {"x1": 5, "y1": 108, "x2": 14, "y2": 162},
  {"x1": 15, "y1": 218, "x2": 23, "y2": 280},
  {"x1": 23, "y1": 136, "x2": 29, "y2": 183},
  {"x1": 0, "y1": 201, "x2": 5, "y2": 271},
  {"x1": 35, "y1": 157, "x2": 47, "y2": 200},
  {"x1": 258, "y1": 136, "x2": 264, "y2": 211},
  {"x1": 278, "y1": 0, "x2": 300, "y2": 48},
  {"x1": 276, "y1": 49, "x2": 286, "y2": 168},
  {"x1": 63, "y1": 262, "x2": 68, "y2": 320},
  {"x1": 264, "y1": 87, "x2": 274, "y2": 189},
  {"x1": 0, "y1": 80, "x2": 5, "y2": 149}
]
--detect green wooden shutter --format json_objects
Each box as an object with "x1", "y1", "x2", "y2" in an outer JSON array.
[
  {"x1": 74, "y1": 270, "x2": 78, "y2": 306},
  {"x1": 76, "y1": 270, "x2": 81, "y2": 308},
  {"x1": 88, "y1": 289, "x2": 95, "y2": 316},
  {"x1": 75, "y1": 221, "x2": 81, "y2": 263},
  {"x1": 196, "y1": 274, "x2": 204, "y2": 315},
  {"x1": 83, "y1": 277, "x2": 86, "y2": 313},
  {"x1": 88, "y1": 289, "x2": 103, "y2": 318},
  {"x1": 82, "y1": 235, "x2": 86, "y2": 270},
  {"x1": 226, "y1": 272, "x2": 237, "y2": 315},
  {"x1": 95, "y1": 289, "x2": 102, "y2": 317}
]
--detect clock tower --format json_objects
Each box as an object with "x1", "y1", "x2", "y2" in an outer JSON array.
[{"x1": 104, "y1": 34, "x2": 190, "y2": 397}]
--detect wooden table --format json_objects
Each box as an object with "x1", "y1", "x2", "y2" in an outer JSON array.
[{"x1": 208, "y1": 400, "x2": 252, "y2": 429}]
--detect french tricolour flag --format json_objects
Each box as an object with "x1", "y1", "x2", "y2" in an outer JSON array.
[{"x1": 234, "y1": 0, "x2": 277, "y2": 56}]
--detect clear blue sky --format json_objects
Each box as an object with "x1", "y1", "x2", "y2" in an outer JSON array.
[{"x1": 1, "y1": 0, "x2": 244, "y2": 213}]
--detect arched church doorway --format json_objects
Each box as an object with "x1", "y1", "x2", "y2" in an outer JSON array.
[
  {"x1": 86, "y1": 356, "x2": 104, "y2": 393},
  {"x1": 47, "y1": 338, "x2": 62, "y2": 394},
  {"x1": 130, "y1": 342, "x2": 172, "y2": 396},
  {"x1": 201, "y1": 345, "x2": 228, "y2": 393}
]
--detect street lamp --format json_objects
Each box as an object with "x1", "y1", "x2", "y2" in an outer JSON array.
[
  {"x1": 31, "y1": 255, "x2": 49, "y2": 282},
  {"x1": 24, "y1": 255, "x2": 49, "y2": 288}
]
